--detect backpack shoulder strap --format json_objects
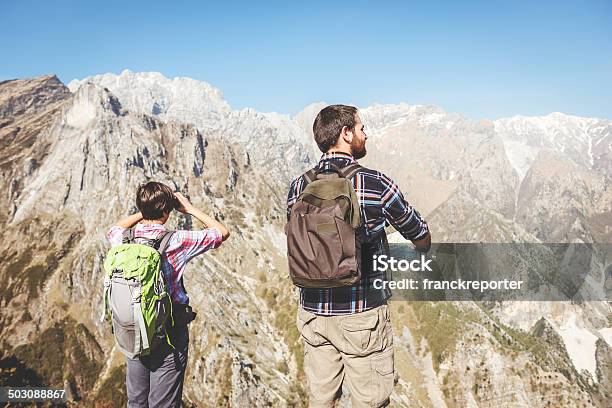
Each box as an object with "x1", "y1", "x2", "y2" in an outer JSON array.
[
  {"x1": 303, "y1": 167, "x2": 318, "y2": 185},
  {"x1": 317, "y1": 162, "x2": 342, "y2": 176},
  {"x1": 157, "y1": 231, "x2": 175, "y2": 254},
  {"x1": 340, "y1": 163, "x2": 363, "y2": 180},
  {"x1": 122, "y1": 228, "x2": 135, "y2": 244}
]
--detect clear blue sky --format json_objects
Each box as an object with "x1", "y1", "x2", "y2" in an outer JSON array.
[{"x1": 2, "y1": 0, "x2": 611, "y2": 120}]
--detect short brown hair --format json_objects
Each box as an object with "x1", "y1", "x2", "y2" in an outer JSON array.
[
  {"x1": 313, "y1": 105, "x2": 358, "y2": 153},
  {"x1": 136, "y1": 181, "x2": 176, "y2": 220}
]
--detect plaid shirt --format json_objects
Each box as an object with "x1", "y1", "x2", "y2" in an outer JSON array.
[
  {"x1": 107, "y1": 223, "x2": 222, "y2": 304},
  {"x1": 287, "y1": 151, "x2": 429, "y2": 315}
]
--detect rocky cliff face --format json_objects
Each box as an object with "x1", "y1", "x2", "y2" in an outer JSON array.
[
  {"x1": 1, "y1": 71, "x2": 610, "y2": 407},
  {"x1": 67, "y1": 70, "x2": 314, "y2": 184},
  {"x1": 0, "y1": 75, "x2": 71, "y2": 225}
]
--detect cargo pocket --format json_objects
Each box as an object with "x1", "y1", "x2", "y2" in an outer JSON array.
[
  {"x1": 296, "y1": 308, "x2": 326, "y2": 346},
  {"x1": 379, "y1": 305, "x2": 394, "y2": 349},
  {"x1": 341, "y1": 309, "x2": 380, "y2": 355},
  {"x1": 372, "y1": 347, "x2": 395, "y2": 407}
]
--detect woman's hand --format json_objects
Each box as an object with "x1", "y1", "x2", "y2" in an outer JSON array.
[
  {"x1": 174, "y1": 192, "x2": 194, "y2": 214},
  {"x1": 173, "y1": 192, "x2": 230, "y2": 241}
]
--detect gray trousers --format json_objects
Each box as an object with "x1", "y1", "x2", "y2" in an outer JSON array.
[{"x1": 126, "y1": 324, "x2": 189, "y2": 408}]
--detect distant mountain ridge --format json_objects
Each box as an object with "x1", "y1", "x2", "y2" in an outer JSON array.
[
  {"x1": 68, "y1": 70, "x2": 612, "y2": 181},
  {"x1": 69, "y1": 70, "x2": 612, "y2": 243}
]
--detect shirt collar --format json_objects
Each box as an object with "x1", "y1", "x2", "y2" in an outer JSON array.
[
  {"x1": 318, "y1": 151, "x2": 356, "y2": 165},
  {"x1": 136, "y1": 223, "x2": 167, "y2": 230}
]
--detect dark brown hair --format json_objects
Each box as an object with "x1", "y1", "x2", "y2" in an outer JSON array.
[
  {"x1": 313, "y1": 104, "x2": 358, "y2": 153},
  {"x1": 136, "y1": 181, "x2": 176, "y2": 220}
]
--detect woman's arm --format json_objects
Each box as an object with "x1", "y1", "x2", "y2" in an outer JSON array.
[
  {"x1": 174, "y1": 193, "x2": 230, "y2": 241},
  {"x1": 114, "y1": 212, "x2": 144, "y2": 228}
]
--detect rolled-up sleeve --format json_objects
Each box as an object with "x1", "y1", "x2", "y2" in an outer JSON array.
[
  {"x1": 107, "y1": 226, "x2": 126, "y2": 247},
  {"x1": 175, "y1": 228, "x2": 223, "y2": 263},
  {"x1": 380, "y1": 173, "x2": 429, "y2": 241}
]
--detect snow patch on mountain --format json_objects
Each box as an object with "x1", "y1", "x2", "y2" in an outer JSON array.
[
  {"x1": 360, "y1": 103, "x2": 455, "y2": 137},
  {"x1": 64, "y1": 90, "x2": 97, "y2": 128},
  {"x1": 500, "y1": 139, "x2": 540, "y2": 180},
  {"x1": 600, "y1": 328, "x2": 612, "y2": 346},
  {"x1": 494, "y1": 113, "x2": 612, "y2": 177},
  {"x1": 495, "y1": 301, "x2": 607, "y2": 381},
  {"x1": 555, "y1": 313, "x2": 599, "y2": 380}
]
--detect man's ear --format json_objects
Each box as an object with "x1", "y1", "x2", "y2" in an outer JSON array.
[{"x1": 340, "y1": 125, "x2": 353, "y2": 144}]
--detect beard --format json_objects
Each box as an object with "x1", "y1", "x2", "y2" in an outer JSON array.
[{"x1": 350, "y1": 137, "x2": 367, "y2": 160}]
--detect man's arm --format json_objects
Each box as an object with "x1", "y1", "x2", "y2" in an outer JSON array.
[{"x1": 380, "y1": 173, "x2": 431, "y2": 252}]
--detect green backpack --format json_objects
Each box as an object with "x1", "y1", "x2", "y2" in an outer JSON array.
[{"x1": 101, "y1": 229, "x2": 175, "y2": 358}]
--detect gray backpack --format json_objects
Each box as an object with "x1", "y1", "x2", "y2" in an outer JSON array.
[
  {"x1": 101, "y1": 229, "x2": 175, "y2": 358},
  {"x1": 286, "y1": 163, "x2": 365, "y2": 288}
]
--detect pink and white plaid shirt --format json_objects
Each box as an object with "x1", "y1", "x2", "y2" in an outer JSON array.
[{"x1": 107, "y1": 223, "x2": 222, "y2": 304}]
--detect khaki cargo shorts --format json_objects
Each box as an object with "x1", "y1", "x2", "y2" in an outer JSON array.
[{"x1": 296, "y1": 304, "x2": 395, "y2": 408}]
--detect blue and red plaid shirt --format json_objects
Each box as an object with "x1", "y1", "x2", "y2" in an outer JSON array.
[
  {"x1": 107, "y1": 223, "x2": 222, "y2": 304},
  {"x1": 287, "y1": 151, "x2": 429, "y2": 315}
]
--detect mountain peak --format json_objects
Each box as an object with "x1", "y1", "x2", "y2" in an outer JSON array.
[
  {"x1": 67, "y1": 70, "x2": 231, "y2": 129},
  {"x1": 63, "y1": 82, "x2": 125, "y2": 129},
  {"x1": 0, "y1": 74, "x2": 70, "y2": 121}
]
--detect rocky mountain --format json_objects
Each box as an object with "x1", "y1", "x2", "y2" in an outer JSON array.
[
  {"x1": 68, "y1": 70, "x2": 313, "y2": 183},
  {"x1": 495, "y1": 113, "x2": 612, "y2": 180},
  {"x1": 0, "y1": 71, "x2": 610, "y2": 407}
]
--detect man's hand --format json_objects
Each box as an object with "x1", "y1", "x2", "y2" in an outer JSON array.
[
  {"x1": 174, "y1": 192, "x2": 194, "y2": 214},
  {"x1": 411, "y1": 232, "x2": 432, "y2": 252}
]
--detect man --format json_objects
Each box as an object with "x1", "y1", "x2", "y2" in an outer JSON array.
[
  {"x1": 107, "y1": 181, "x2": 230, "y2": 407},
  {"x1": 287, "y1": 105, "x2": 431, "y2": 407}
]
